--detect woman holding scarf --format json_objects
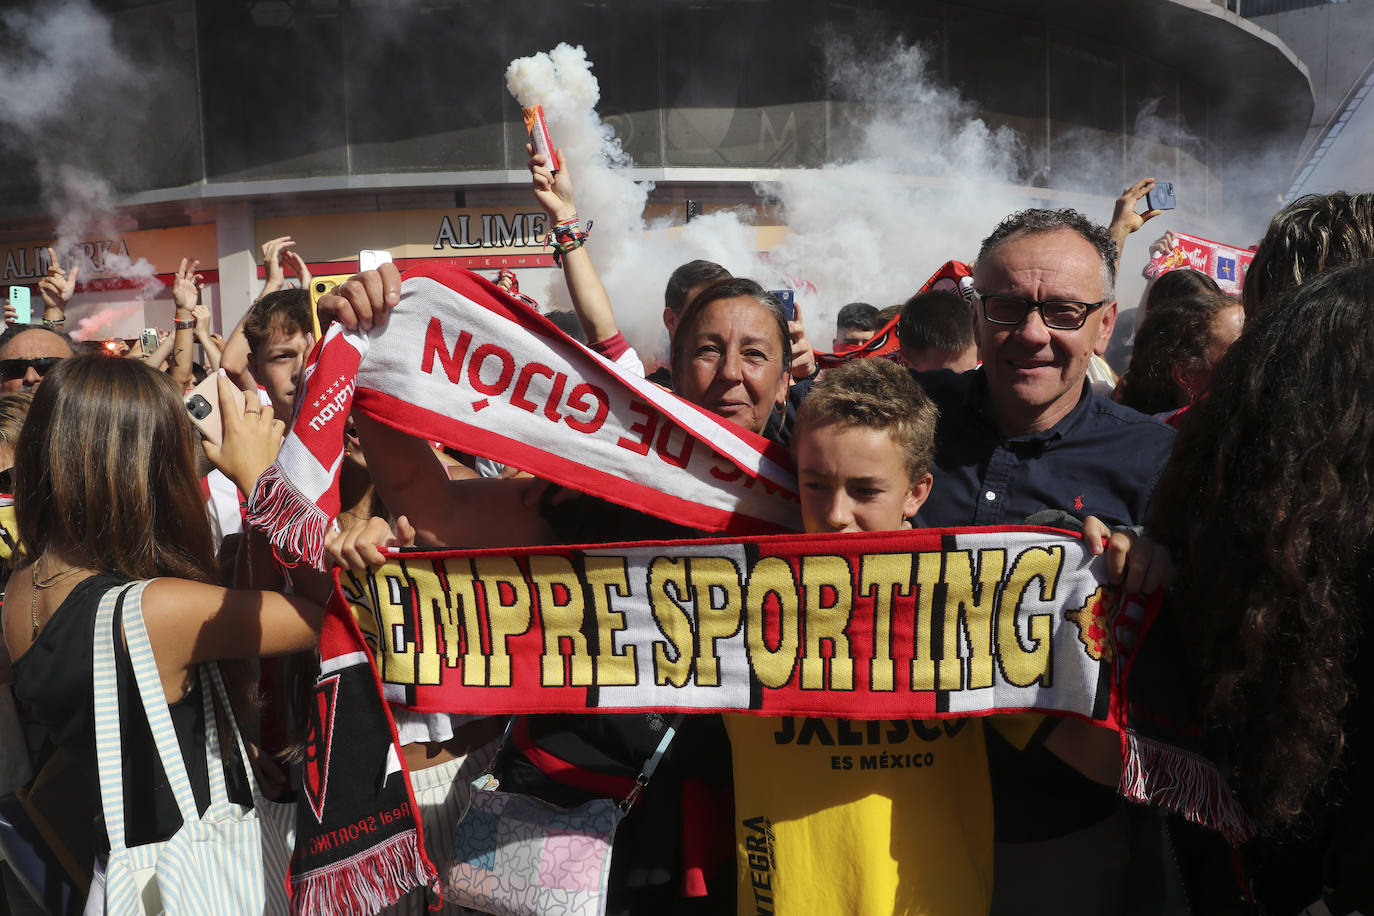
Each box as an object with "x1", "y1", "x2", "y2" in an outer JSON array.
[{"x1": 322, "y1": 257, "x2": 796, "y2": 914}]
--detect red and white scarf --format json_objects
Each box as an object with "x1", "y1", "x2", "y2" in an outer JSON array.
[
  {"x1": 248, "y1": 265, "x2": 802, "y2": 567},
  {"x1": 814, "y1": 260, "x2": 974, "y2": 369},
  {"x1": 291, "y1": 525, "x2": 1251, "y2": 914}
]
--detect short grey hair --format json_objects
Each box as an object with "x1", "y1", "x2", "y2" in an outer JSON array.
[{"x1": 977, "y1": 208, "x2": 1118, "y2": 301}]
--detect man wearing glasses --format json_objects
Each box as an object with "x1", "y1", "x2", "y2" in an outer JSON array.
[
  {"x1": 0, "y1": 326, "x2": 73, "y2": 393},
  {"x1": 912, "y1": 209, "x2": 1176, "y2": 915},
  {"x1": 915, "y1": 208, "x2": 1172, "y2": 530}
]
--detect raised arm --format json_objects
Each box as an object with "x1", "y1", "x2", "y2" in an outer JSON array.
[
  {"x1": 315, "y1": 264, "x2": 553, "y2": 548},
  {"x1": 529, "y1": 148, "x2": 619, "y2": 344},
  {"x1": 1108, "y1": 177, "x2": 1162, "y2": 267},
  {"x1": 37, "y1": 247, "x2": 79, "y2": 333},
  {"x1": 144, "y1": 375, "x2": 328, "y2": 698},
  {"x1": 140, "y1": 328, "x2": 175, "y2": 369},
  {"x1": 258, "y1": 236, "x2": 293, "y2": 299},
  {"x1": 354, "y1": 413, "x2": 552, "y2": 548},
  {"x1": 168, "y1": 258, "x2": 201, "y2": 390},
  {"x1": 193, "y1": 304, "x2": 222, "y2": 370}
]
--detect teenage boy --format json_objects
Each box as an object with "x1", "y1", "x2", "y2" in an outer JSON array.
[
  {"x1": 725, "y1": 357, "x2": 996, "y2": 916},
  {"x1": 207, "y1": 289, "x2": 315, "y2": 552}
]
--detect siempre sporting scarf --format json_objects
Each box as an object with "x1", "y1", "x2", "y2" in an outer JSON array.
[
  {"x1": 251, "y1": 264, "x2": 801, "y2": 569},
  {"x1": 814, "y1": 260, "x2": 974, "y2": 369},
  {"x1": 291, "y1": 525, "x2": 1251, "y2": 914}
]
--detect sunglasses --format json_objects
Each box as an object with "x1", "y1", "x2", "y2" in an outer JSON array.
[
  {"x1": 0, "y1": 467, "x2": 11, "y2": 494},
  {"x1": 0, "y1": 356, "x2": 63, "y2": 382}
]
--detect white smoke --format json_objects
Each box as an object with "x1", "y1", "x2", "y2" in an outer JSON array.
[
  {"x1": 505, "y1": 37, "x2": 1289, "y2": 359},
  {"x1": 46, "y1": 165, "x2": 162, "y2": 298},
  {"x1": 758, "y1": 37, "x2": 1027, "y2": 316},
  {"x1": 505, "y1": 41, "x2": 1116, "y2": 358},
  {"x1": 0, "y1": 0, "x2": 159, "y2": 294}
]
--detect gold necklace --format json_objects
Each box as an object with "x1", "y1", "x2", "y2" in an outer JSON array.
[{"x1": 30, "y1": 560, "x2": 90, "y2": 640}]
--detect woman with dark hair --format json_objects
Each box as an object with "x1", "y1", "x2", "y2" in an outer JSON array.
[
  {"x1": 347, "y1": 273, "x2": 793, "y2": 550},
  {"x1": 1115, "y1": 292, "x2": 1243, "y2": 419},
  {"x1": 1145, "y1": 267, "x2": 1221, "y2": 310},
  {"x1": 323, "y1": 268, "x2": 794, "y2": 915},
  {"x1": 1, "y1": 356, "x2": 329, "y2": 903},
  {"x1": 1149, "y1": 261, "x2": 1374, "y2": 913}
]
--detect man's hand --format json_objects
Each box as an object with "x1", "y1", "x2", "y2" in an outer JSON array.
[
  {"x1": 1081, "y1": 516, "x2": 1173, "y2": 595},
  {"x1": 529, "y1": 146, "x2": 576, "y2": 223},
  {"x1": 788, "y1": 300, "x2": 817, "y2": 380},
  {"x1": 1108, "y1": 178, "x2": 1162, "y2": 262},
  {"x1": 172, "y1": 258, "x2": 202, "y2": 312},
  {"x1": 37, "y1": 247, "x2": 79, "y2": 316},
  {"x1": 317, "y1": 261, "x2": 402, "y2": 332},
  {"x1": 202, "y1": 374, "x2": 285, "y2": 495},
  {"x1": 325, "y1": 515, "x2": 416, "y2": 571}
]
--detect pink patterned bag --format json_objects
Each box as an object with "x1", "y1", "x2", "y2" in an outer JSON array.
[{"x1": 445, "y1": 717, "x2": 678, "y2": 916}]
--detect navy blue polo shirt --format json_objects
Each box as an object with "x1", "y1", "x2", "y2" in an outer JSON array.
[
  {"x1": 911, "y1": 367, "x2": 1175, "y2": 842},
  {"x1": 913, "y1": 368, "x2": 1174, "y2": 530}
]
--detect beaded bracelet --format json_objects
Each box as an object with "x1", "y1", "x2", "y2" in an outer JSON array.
[{"x1": 549, "y1": 216, "x2": 593, "y2": 267}]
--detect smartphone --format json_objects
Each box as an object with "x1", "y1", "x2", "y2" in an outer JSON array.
[
  {"x1": 770, "y1": 289, "x2": 796, "y2": 321},
  {"x1": 184, "y1": 373, "x2": 248, "y2": 447},
  {"x1": 359, "y1": 250, "x2": 393, "y2": 272},
  {"x1": 9, "y1": 286, "x2": 30, "y2": 325},
  {"x1": 140, "y1": 328, "x2": 158, "y2": 352},
  {"x1": 1146, "y1": 181, "x2": 1177, "y2": 211}
]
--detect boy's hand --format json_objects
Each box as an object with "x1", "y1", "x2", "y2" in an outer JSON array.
[{"x1": 1080, "y1": 516, "x2": 1173, "y2": 595}]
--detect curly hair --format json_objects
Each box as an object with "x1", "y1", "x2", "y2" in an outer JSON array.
[
  {"x1": 1148, "y1": 261, "x2": 1374, "y2": 833},
  {"x1": 1243, "y1": 191, "x2": 1374, "y2": 316},
  {"x1": 977, "y1": 208, "x2": 1118, "y2": 299},
  {"x1": 1117, "y1": 292, "x2": 1232, "y2": 415}
]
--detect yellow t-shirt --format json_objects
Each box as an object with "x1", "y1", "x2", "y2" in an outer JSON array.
[{"x1": 726, "y1": 715, "x2": 992, "y2": 916}]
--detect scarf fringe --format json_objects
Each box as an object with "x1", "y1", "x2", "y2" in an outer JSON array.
[
  {"x1": 291, "y1": 829, "x2": 435, "y2": 916},
  {"x1": 1119, "y1": 729, "x2": 1254, "y2": 847},
  {"x1": 245, "y1": 463, "x2": 331, "y2": 570}
]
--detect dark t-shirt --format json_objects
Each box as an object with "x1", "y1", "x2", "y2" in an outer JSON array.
[{"x1": 12, "y1": 574, "x2": 250, "y2": 849}]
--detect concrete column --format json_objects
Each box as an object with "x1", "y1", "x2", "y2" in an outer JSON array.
[{"x1": 215, "y1": 201, "x2": 256, "y2": 334}]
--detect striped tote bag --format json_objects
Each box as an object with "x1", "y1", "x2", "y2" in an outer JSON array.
[{"x1": 92, "y1": 581, "x2": 293, "y2": 915}]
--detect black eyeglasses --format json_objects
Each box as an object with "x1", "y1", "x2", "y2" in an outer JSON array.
[
  {"x1": 973, "y1": 290, "x2": 1108, "y2": 331},
  {"x1": 0, "y1": 357, "x2": 62, "y2": 382}
]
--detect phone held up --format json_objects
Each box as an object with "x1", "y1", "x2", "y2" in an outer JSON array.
[
  {"x1": 140, "y1": 328, "x2": 158, "y2": 353},
  {"x1": 185, "y1": 372, "x2": 248, "y2": 447},
  {"x1": 8, "y1": 286, "x2": 30, "y2": 325},
  {"x1": 358, "y1": 249, "x2": 393, "y2": 273},
  {"x1": 770, "y1": 289, "x2": 796, "y2": 321},
  {"x1": 1146, "y1": 181, "x2": 1177, "y2": 212}
]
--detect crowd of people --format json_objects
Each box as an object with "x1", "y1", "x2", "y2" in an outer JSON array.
[{"x1": 0, "y1": 141, "x2": 1370, "y2": 916}]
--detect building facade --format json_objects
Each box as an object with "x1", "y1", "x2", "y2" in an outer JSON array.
[{"x1": 0, "y1": 0, "x2": 1314, "y2": 342}]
